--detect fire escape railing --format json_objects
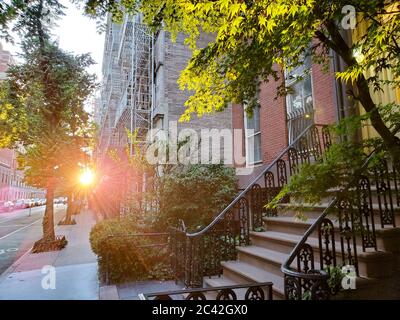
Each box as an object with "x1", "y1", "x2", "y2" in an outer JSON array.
[{"x1": 170, "y1": 124, "x2": 332, "y2": 288}]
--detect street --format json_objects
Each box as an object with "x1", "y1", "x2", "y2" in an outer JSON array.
[{"x1": 0, "y1": 204, "x2": 66, "y2": 275}]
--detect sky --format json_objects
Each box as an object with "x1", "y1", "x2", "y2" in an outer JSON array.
[{"x1": 2, "y1": 0, "x2": 105, "y2": 82}]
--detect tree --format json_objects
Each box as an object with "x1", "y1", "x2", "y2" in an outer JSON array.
[
  {"x1": 0, "y1": 0, "x2": 96, "y2": 251},
  {"x1": 0, "y1": 0, "x2": 28, "y2": 42},
  {"x1": 81, "y1": 0, "x2": 400, "y2": 160},
  {"x1": 158, "y1": 164, "x2": 237, "y2": 230},
  {"x1": 56, "y1": 136, "x2": 92, "y2": 225}
]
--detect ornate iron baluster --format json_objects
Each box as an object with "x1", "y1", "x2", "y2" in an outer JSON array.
[
  {"x1": 296, "y1": 243, "x2": 315, "y2": 293},
  {"x1": 284, "y1": 275, "x2": 302, "y2": 300},
  {"x1": 184, "y1": 236, "x2": 192, "y2": 287},
  {"x1": 237, "y1": 197, "x2": 250, "y2": 246},
  {"x1": 170, "y1": 229, "x2": 178, "y2": 283},
  {"x1": 203, "y1": 227, "x2": 223, "y2": 277},
  {"x1": 357, "y1": 175, "x2": 377, "y2": 251},
  {"x1": 288, "y1": 147, "x2": 300, "y2": 175},
  {"x1": 310, "y1": 125, "x2": 322, "y2": 159},
  {"x1": 276, "y1": 159, "x2": 288, "y2": 188},
  {"x1": 310, "y1": 278, "x2": 330, "y2": 300},
  {"x1": 391, "y1": 162, "x2": 400, "y2": 207},
  {"x1": 186, "y1": 235, "x2": 205, "y2": 288},
  {"x1": 170, "y1": 228, "x2": 186, "y2": 284},
  {"x1": 245, "y1": 286, "x2": 265, "y2": 300},
  {"x1": 321, "y1": 125, "x2": 332, "y2": 150},
  {"x1": 250, "y1": 184, "x2": 263, "y2": 230},
  {"x1": 337, "y1": 197, "x2": 359, "y2": 276},
  {"x1": 299, "y1": 135, "x2": 311, "y2": 164},
  {"x1": 224, "y1": 209, "x2": 237, "y2": 261},
  {"x1": 216, "y1": 289, "x2": 237, "y2": 300},
  {"x1": 318, "y1": 218, "x2": 336, "y2": 271},
  {"x1": 264, "y1": 171, "x2": 277, "y2": 216},
  {"x1": 373, "y1": 159, "x2": 395, "y2": 228},
  {"x1": 186, "y1": 292, "x2": 206, "y2": 300}
]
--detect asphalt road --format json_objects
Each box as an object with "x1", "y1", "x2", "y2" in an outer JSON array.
[{"x1": 0, "y1": 204, "x2": 67, "y2": 275}]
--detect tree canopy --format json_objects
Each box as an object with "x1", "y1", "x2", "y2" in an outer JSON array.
[
  {"x1": 2, "y1": 1, "x2": 400, "y2": 153},
  {"x1": 0, "y1": 0, "x2": 96, "y2": 247},
  {"x1": 79, "y1": 0, "x2": 400, "y2": 157}
]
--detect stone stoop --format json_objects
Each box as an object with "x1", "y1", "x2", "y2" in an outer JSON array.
[{"x1": 203, "y1": 202, "x2": 400, "y2": 300}]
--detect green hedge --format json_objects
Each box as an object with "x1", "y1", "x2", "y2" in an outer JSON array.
[{"x1": 90, "y1": 216, "x2": 172, "y2": 284}]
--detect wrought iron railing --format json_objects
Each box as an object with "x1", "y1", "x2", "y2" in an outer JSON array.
[
  {"x1": 138, "y1": 282, "x2": 273, "y2": 300},
  {"x1": 99, "y1": 232, "x2": 170, "y2": 285},
  {"x1": 281, "y1": 145, "x2": 399, "y2": 299},
  {"x1": 171, "y1": 124, "x2": 332, "y2": 287}
]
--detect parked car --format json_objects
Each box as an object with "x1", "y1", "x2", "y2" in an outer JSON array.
[
  {"x1": 54, "y1": 197, "x2": 66, "y2": 205},
  {"x1": 0, "y1": 201, "x2": 14, "y2": 213},
  {"x1": 14, "y1": 199, "x2": 30, "y2": 209},
  {"x1": 27, "y1": 199, "x2": 36, "y2": 207}
]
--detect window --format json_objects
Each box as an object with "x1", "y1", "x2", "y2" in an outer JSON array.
[
  {"x1": 285, "y1": 55, "x2": 314, "y2": 144},
  {"x1": 244, "y1": 105, "x2": 262, "y2": 165}
]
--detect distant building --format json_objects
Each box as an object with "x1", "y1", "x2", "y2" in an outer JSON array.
[
  {"x1": 0, "y1": 43, "x2": 45, "y2": 201},
  {"x1": 94, "y1": 14, "x2": 232, "y2": 216}
]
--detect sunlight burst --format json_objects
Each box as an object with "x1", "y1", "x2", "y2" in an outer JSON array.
[{"x1": 79, "y1": 168, "x2": 95, "y2": 186}]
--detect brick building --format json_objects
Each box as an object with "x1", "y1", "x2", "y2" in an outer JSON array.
[
  {"x1": 0, "y1": 43, "x2": 45, "y2": 201},
  {"x1": 94, "y1": 14, "x2": 232, "y2": 216},
  {"x1": 96, "y1": 15, "x2": 231, "y2": 163},
  {"x1": 152, "y1": 30, "x2": 232, "y2": 165},
  {"x1": 232, "y1": 56, "x2": 339, "y2": 188}
]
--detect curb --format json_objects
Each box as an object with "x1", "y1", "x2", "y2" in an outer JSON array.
[
  {"x1": 0, "y1": 206, "x2": 68, "y2": 281},
  {"x1": 99, "y1": 285, "x2": 119, "y2": 300}
]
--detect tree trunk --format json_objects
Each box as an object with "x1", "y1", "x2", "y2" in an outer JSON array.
[
  {"x1": 318, "y1": 21, "x2": 400, "y2": 161},
  {"x1": 356, "y1": 75, "x2": 400, "y2": 160},
  {"x1": 42, "y1": 179, "x2": 56, "y2": 242},
  {"x1": 65, "y1": 192, "x2": 74, "y2": 222}
]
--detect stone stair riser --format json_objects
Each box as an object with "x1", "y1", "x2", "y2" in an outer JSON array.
[
  {"x1": 237, "y1": 251, "x2": 284, "y2": 278},
  {"x1": 220, "y1": 267, "x2": 284, "y2": 300},
  {"x1": 250, "y1": 233, "x2": 394, "y2": 278}
]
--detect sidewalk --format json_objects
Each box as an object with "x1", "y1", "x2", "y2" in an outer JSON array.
[{"x1": 0, "y1": 209, "x2": 99, "y2": 300}]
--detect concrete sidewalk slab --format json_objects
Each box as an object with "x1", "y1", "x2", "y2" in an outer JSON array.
[
  {"x1": 0, "y1": 262, "x2": 98, "y2": 300},
  {"x1": 0, "y1": 209, "x2": 99, "y2": 300}
]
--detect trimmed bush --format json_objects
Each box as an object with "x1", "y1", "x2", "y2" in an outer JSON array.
[
  {"x1": 90, "y1": 215, "x2": 172, "y2": 284},
  {"x1": 159, "y1": 164, "x2": 237, "y2": 230}
]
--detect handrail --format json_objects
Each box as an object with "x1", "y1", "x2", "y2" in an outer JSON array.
[
  {"x1": 186, "y1": 123, "x2": 324, "y2": 238},
  {"x1": 280, "y1": 131, "x2": 396, "y2": 281},
  {"x1": 280, "y1": 198, "x2": 337, "y2": 280},
  {"x1": 138, "y1": 282, "x2": 274, "y2": 300}
]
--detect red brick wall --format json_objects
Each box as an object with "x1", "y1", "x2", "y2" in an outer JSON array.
[
  {"x1": 231, "y1": 63, "x2": 337, "y2": 189},
  {"x1": 312, "y1": 63, "x2": 337, "y2": 124},
  {"x1": 232, "y1": 64, "x2": 337, "y2": 165},
  {"x1": 232, "y1": 103, "x2": 245, "y2": 167},
  {"x1": 259, "y1": 73, "x2": 288, "y2": 165}
]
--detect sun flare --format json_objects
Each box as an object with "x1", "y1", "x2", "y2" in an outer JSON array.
[{"x1": 79, "y1": 168, "x2": 95, "y2": 186}]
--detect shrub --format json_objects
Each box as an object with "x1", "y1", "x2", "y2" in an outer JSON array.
[
  {"x1": 89, "y1": 215, "x2": 172, "y2": 284},
  {"x1": 158, "y1": 164, "x2": 237, "y2": 231}
]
